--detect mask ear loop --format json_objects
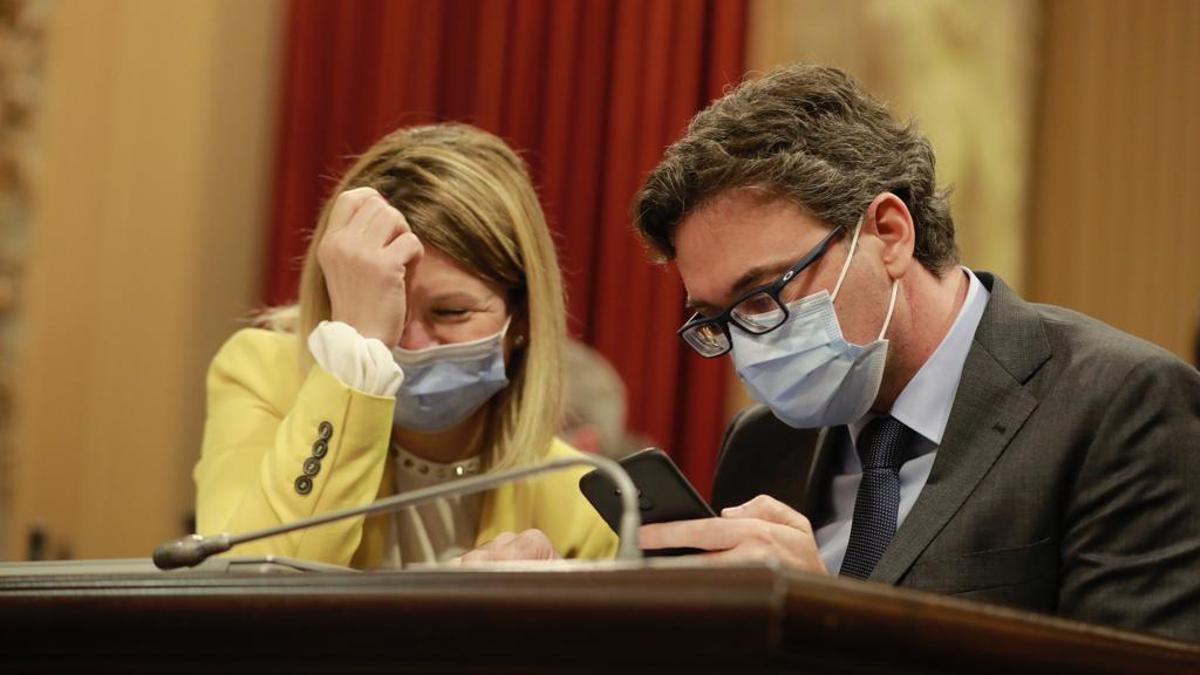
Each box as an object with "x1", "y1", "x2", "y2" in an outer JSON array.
[
  {"x1": 829, "y1": 212, "x2": 899, "y2": 341},
  {"x1": 877, "y1": 279, "x2": 899, "y2": 341},
  {"x1": 831, "y1": 216, "x2": 864, "y2": 302}
]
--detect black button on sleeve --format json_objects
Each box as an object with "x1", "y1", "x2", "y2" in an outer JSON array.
[
  {"x1": 311, "y1": 438, "x2": 328, "y2": 459},
  {"x1": 303, "y1": 457, "x2": 322, "y2": 477},
  {"x1": 318, "y1": 421, "x2": 333, "y2": 440},
  {"x1": 294, "y1": 476, "x2": 313, "y2": 495}
]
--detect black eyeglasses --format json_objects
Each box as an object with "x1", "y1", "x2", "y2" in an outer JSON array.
[{"x1": 677, "y1": 225, "x2": 844, "y2": 358}]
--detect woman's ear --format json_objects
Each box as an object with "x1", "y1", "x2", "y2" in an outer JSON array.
[
  {"x1": 502, "y1": 309, "x2": 529, "y2": 376},
  {"x1": 864, "y1": 192, "x2": 916, "y2": 280},
  {"x1": 507, "y1": 303, "x2": 530, "y2": 353}
]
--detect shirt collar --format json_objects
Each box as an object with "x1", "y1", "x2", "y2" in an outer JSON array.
[{"x1": 848, "y1": 267, "x2": 990, "y2": 448}]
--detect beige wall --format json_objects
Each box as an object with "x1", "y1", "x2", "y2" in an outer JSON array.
[
  {"x1": 6, "y1": 0, "x2": 281, "y2": 559},
  {"x1": 746, "y1": 0, "x2": 1041, "y2": 288},
  {"x1": 1029, "y1": 0, "x2": 1200, "y2": 361}
]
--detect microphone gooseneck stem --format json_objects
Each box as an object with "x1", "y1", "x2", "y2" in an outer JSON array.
[{"x1": 155, "y1": 454, "x2": 642, "y2": 569}]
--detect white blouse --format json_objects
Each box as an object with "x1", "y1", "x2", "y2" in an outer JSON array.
[{"x1": 384, "y1": 445, "x2": 483, "y2": 567}]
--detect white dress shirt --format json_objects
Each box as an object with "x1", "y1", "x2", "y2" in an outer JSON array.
[{"x1": 815, "y1": 268, "x2": 990, "y2": 575}]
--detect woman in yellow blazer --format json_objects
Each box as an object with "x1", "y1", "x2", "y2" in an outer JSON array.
[{"x1": 195, "y1": 124, "x2": 617, "y2": 568}]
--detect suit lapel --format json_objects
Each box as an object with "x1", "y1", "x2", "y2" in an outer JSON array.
[
  {"x1": 803, "y1": 426, "x2": 842, "y2": 522},
  {"x1": 869, "y1": 273, "x2": 1050, "y2": 584}
]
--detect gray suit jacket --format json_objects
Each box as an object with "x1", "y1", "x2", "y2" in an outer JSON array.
[{"x1": 711, "y1": 273, "x2": 1200, "y2": 641}]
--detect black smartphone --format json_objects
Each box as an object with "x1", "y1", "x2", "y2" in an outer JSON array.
[{"x1": 579, "y1": 448, "x2": 716, "y2": 557}]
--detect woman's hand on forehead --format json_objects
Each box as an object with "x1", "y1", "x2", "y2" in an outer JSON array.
[{"x1": 318, "y1": 188, "x2": 425, "y2": 346}]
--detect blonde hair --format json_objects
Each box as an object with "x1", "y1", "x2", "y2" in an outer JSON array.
[{"x1": 268, "y1": 124, "x2": 566, "y2": 470}]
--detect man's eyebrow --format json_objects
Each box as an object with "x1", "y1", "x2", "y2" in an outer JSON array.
[
  {"x1": 730, "y1": 264, "x2": 779, "y2": 296},
  {"x1": 683, "y1": 259, "x2": 796, "y2": 311}
]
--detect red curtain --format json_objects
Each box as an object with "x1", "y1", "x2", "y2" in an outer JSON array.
[{"x1": 267, "y1": 0, "x2": 747, "y2": 496}]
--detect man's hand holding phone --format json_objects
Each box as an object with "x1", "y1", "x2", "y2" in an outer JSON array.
[{"x1": 638, "y1": 495, "x2": 829, "y2": 574}]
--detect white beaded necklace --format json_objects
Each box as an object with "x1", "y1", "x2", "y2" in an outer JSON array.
[{"x1": 391, "y1": 442, "x2": 482, "y2": 480}]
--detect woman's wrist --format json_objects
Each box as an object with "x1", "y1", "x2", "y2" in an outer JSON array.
[{"x1": 307, "y1": 320, "x2": 404, "y2": 396}]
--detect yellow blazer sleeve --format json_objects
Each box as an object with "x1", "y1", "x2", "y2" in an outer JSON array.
[
  {"x1": 476, "y1": 439, "x2": 619, "y2": 560},
  {"x1": 194, "y1": 328, "x2": 394, "y2": 565}
]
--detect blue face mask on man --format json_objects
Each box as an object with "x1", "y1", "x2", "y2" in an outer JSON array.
[
  {"x1": 731, "y1": 218, "x2": 898, "y2": 429},
  {"x1": 389, "y1": 319, "x2": 511, "y2": 433}
]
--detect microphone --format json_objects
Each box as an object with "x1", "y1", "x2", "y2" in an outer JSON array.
[{"x1": 154, "y1": 454, "x2": 642, "y2": 569}]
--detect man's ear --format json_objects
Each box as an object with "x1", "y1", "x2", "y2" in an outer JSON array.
[{"x1": 864, "y1": 192, "x2": 916, "y2": 280}]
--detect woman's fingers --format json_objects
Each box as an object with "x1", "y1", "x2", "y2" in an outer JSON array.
[
  {"x1": 317, "y1": 188, "x2": 420, "y2": 345},
  {"x1": 385, "y1": 231, "x2": 425, "y2": 269},
  {"x1": 346, "y1": 194, "x2": 388, "y2": 238},
  {"x1": 456, "y1": 529, "x2": 560, "y2": 565},
  {"x1": 361, "y1": 202, "x2": 410, "y2": 248},
  {"x1": 327, "y1": 186, "x2": 380, "y2": 234}
]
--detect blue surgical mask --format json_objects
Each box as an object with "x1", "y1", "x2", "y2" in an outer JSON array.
[
  {"x1": 731, "y1": 218, "x2": 898, "y2": 429},
  {"x1": 389, "y1": 319, "x2": 511, "y2": 433}
]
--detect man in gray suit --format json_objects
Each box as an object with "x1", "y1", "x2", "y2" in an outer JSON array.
[{"x1": 633, "y1": 64, "x2": 1200, "y2": 641}]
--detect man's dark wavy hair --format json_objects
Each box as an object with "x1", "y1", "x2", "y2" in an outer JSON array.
[{"x1": 634, "y1": 63, "x2": 958, "y2": 276}]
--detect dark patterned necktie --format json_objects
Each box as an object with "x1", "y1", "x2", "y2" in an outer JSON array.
[{"x1": 839, "y1": 416, "x2": 914, "y2": 580}]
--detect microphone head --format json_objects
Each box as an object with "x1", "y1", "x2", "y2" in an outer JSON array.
[{"x1": 152, "y1": 534, "x2": 230, "y2": 570}]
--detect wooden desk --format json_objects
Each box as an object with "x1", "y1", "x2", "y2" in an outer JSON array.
[{"x1": 1, "y1": 561, "x2": 1196, "y2": 673}]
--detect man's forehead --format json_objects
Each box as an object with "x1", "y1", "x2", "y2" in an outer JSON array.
[
  {"x1": 674, "y1": 193, "x2": 829, "y2": 304},
  {"x1": 676, "y1": 191, "x2": 823, "y2": 244}
]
